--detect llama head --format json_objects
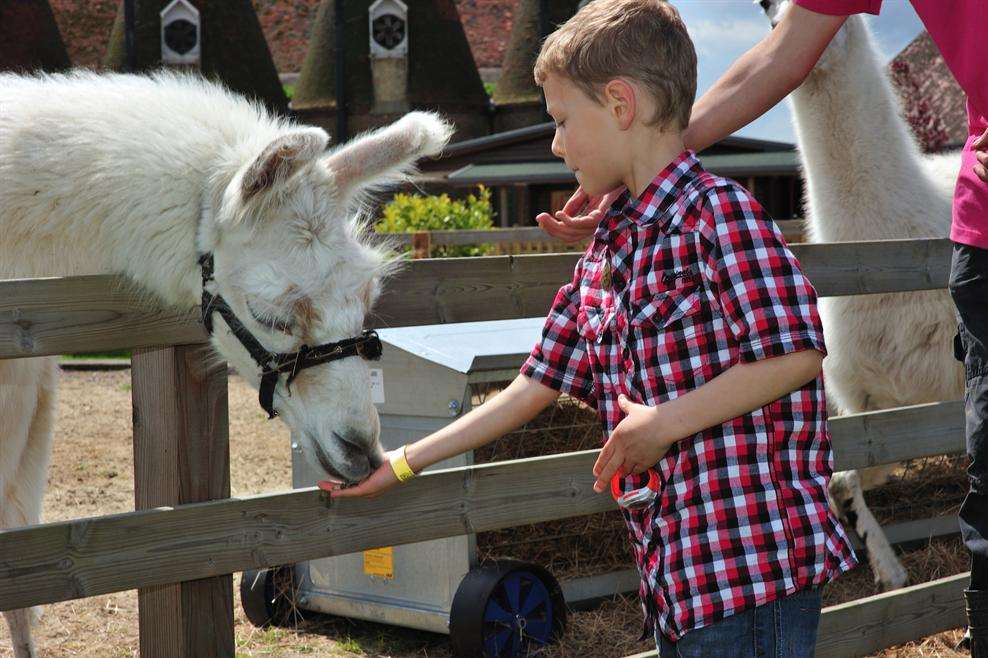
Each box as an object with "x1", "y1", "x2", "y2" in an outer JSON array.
[
  {"x1": 756, "y1": 0, "x2": 789, "y2": 26},
  {"x1": 204, "y1": 112, "x2": 453, "y2": 484}
]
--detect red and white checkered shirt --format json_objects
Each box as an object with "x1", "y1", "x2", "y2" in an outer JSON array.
[{"x1": 521, "y1": 151, "x2": 857, "y2": 641}]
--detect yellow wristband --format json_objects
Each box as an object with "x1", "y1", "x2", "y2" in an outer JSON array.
[{"x1": 389, "y1": 445, "x2": 417, "y2": 483}]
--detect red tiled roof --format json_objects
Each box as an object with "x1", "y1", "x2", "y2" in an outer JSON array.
[
  {"x1": 251, "y1": 0, "x2": 319, "y2": 74},
  {"x1": 454, "y1": 0, "x2": 516, "y2": 69},
  {"x1": 49, "y1": 0, "x2": 116, "y2": 68},
  {"x1": 889, "y1": 31, "x2": 968, "y2": 151},
  {"x1": 48, "y1": 0, "x2": 518, "y2": 73}
]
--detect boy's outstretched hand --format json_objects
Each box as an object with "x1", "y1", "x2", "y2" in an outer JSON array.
[
  {"x1": 592, "y1": 395, "x2": 673, "y2": 494},
  {"x1": 536, "y1": 186, "x2": 625, "y2": 243},
  {"x1": 318, "y1": 456, "x2": 399, "y2": 499}
]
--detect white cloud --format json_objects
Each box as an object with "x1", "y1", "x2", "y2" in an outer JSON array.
[{"x1": 685, "y1": 17, "x2": 769, "y2": 57}]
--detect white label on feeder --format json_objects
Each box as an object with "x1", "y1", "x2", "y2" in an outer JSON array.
[{"x1": 370, "y1": 369, "x2": 385, "y2": 404}]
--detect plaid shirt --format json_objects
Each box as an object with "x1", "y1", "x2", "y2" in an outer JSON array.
[{"x1": 521, "y1": 151, "x2": 857, "y2": 641}]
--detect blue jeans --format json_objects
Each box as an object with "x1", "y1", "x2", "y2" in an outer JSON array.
[{"x1": 655, "y1": 587, "x2": 823, "y2": 658}]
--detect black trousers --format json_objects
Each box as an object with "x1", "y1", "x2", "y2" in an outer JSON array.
[{"x1": 950, "y1": 242, "x2": 988, "y2": 590}]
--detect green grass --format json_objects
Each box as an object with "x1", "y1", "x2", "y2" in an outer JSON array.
[
  {"x1": 283, "y1": 83, "x2": 296, "y2": 99},
  {"x1": 335, "y1": 636, "x2": 364, "y2": 653},
  {"x1": 484, "y1": 81, "x2": 496, "y2": 97}
]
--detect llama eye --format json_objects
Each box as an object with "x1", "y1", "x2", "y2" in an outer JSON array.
[{"x1": 246, "y1": 301, "x2": 295, "y2": 336}]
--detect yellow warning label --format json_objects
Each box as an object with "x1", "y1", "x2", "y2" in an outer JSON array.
[{"x1": 363, "y1": 547, "x2": 394, "y2": 579}]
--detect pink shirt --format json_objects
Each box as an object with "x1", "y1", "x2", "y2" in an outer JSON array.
[{"x1": 795, "y1": 0, "x2": 988, "y2": 249}]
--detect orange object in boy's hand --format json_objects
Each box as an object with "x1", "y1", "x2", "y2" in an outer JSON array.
[{"x1": 592, "y1": 394, "x2": 672, "y2": 494}]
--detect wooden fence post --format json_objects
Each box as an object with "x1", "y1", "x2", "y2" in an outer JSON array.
[
  {"x1": 514, "y1": 183, "x2": 531, "y2": 228},
  {"x1": 131, "y1": 344, "x2": 233, "y2": 658},
  {"x1": 412, "y1": 231, "x2": 431, "y2": 259}
]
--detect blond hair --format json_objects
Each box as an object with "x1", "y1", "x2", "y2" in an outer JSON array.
[{"x1": 533, "y1": 0, "x2": 697, "y2": 130}]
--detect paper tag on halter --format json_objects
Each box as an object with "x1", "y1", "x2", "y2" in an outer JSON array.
[{"x1": 370, "y1": 369, "x2": 385, "y2": 404}]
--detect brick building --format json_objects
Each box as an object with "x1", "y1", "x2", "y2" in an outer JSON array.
[{"x1": 48, "y1": 0, "x2": 516, "y2": 77}]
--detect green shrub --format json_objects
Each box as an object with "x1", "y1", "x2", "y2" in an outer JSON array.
[{"x1": 375, "y1": 186, "x2": 496, "y2": 257}]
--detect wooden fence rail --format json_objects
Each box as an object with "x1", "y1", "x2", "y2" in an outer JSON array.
[{"x1": 0, "y1": 238, "x2": 953, "y2": 360}]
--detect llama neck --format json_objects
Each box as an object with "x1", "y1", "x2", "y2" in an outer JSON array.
[
  {"x1": 2, "y1": 163, "x2": 248, "y2": 318},
  {"x1": 0, "y1": 175, "x2": 220, "y2": 308},
  {"x1": 790, "y1": 17, "x2": 940, "y2": 242}
]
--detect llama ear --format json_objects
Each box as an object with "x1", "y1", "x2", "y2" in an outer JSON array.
[
  {"x1": 322, "y1": 111, "x2": 454, "y2": 196},
  {"x1": 241, "y1": 128, "x2": 329, "y2": 202}
]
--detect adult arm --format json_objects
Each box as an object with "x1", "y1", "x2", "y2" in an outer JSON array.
[
  {"x1": 683, "y1": 4, "x2": 847, "y2": 151},
  {"x1": 687, "y1": 1, "x2": 988, "y2": 183},
  {"x1": 538, "y1": 4, "x2": 847, "y2": 242}
]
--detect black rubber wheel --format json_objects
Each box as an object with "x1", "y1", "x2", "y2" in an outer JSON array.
[
  {"x1": 450, "y1": 560, "x2": 566, "y2": 658},
  {"x1": 239, "y1": 566, "x2": 299, "y2": 627}
]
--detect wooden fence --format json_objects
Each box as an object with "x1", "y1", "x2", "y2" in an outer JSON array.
[
  {"x1": 0, "y1": 237, "x2": 965, "y2": 658},
  {"x1": 372, "y1": 219, "x2": 806, "y2": 257}
]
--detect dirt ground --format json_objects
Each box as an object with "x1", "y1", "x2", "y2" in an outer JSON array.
[{"x1": 0, "y1": 369, "x2": 974, "y2": 657}]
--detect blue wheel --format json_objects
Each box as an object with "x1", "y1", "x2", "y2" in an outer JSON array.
[{"x1": 450, "y1": 560, "x2": 566, "y2": 658}]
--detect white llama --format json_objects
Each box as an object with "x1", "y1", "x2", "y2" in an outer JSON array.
[
  {"x1": 761, "y1": 1, "x2": 964, "y2": 590},
  {"x1": 0, "y1": 70, "x2": 453, "y2": 658}
]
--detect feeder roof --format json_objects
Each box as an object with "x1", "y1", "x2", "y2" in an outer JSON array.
[{"x1": 376, "y1": 317, "x2": 545, "y2": 374}]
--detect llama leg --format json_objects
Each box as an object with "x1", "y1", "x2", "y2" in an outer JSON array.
[
  {"x1": 1, "y1": 357, "x2": 58, "y2": 658},
  {"x1": 829, "y1": 469, "x2": 909, "y2": 590},
  {"x1": 4, "y1": 609, "x2": 39, "y2": 658},
  {"x1": 858, "y1": 463, "x2": 898, "y2": 491}
]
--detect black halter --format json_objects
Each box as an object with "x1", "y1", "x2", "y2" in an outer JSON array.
[{"x1": 198, "y1": 253, "x2": 383, "y2": 419}]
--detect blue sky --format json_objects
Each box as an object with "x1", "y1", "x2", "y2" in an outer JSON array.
[{"x1": 672, "y1": 1, "x2": 925, "y2": 143}]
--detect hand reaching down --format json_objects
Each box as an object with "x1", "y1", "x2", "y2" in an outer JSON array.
[{"x1": 536, "y1": 186, "x2": 625, "y2": 243}]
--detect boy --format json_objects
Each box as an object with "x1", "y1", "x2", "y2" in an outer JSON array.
[{"x1": 322, "y1": 1, "x2": 856, "y2": 655}]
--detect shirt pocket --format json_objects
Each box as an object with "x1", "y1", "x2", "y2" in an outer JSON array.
[
  {"x1": 627, "y1": 232, "x2": 713, "y2": 390},
  {"x1": 629, "y1": 232, "x2": 707, "y2": 334},
  {"x1": 576, "y1": 255, "x2": 616, "y2": 344},
  {"x1": 629, "y1": 284, "x2": 704, "y2": 333}
]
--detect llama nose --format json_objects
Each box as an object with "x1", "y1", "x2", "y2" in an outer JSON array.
[
  {"x1": 332, "y1": 430, "x2": 374, "y2": 475},
  {"x1": 309, "y1": 432, "x2": 370, "y2": 483}
]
